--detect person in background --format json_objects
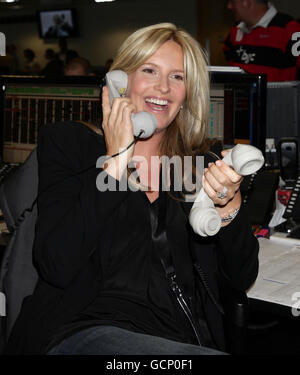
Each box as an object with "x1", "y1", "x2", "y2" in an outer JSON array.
[
  {"x1": 40, "y1": 49, "x2": 63, "y2": 77},
  {"x1": 224, "y1": 0, "x2": 300, "y2": 81},
  {"x1": 0, "y1": 47, "x2": 13, "y2": 75},
  {"x1": 64, "y1": 57, "x2": 94, "y2": 76},
  {"x1": 57, "y1": 37, "x2": 78, "y2": 65},
  {"x1": 104, "y1": 58, "x2": 114, "y2": 73},
  {"x1": 5, "y1": 23, "x2": 258, "y2": 356},
  {"x1": 6, "y1": 44, "x2": 19, "y2": 74},
  {"x1": 23, "y1": 48, "x2": 41, "y2": 75}
]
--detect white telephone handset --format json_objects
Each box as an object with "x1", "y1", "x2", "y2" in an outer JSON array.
[
  {"x1": 106, "y1": 70, "x2": 157, "y2": 138},
  {"x1": 189, "y1": 144, "x2": 265, "y2": 237}
]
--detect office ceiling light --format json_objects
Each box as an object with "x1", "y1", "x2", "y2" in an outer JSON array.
[
  {"x1": 94, "y1": 0, "x2": 115, "y2": 3},
  {"x1": 0, "y1": 0, "x2": 19, "y2": 3}
]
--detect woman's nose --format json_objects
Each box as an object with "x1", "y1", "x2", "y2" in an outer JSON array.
[{"x1": 154, "y1": 75, "x2": 170, "y2": 94}]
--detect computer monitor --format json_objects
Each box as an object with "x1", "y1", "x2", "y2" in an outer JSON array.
[
  {"x1": 208, "y1": 69, "x2": 267, "y2": 154},
  {"x1": 37, "y1": 9, "x2": 79, "y2": 38},
  {"x1": 265, "y1": 81, "x2": 300, "y2": 165},
  {"x1": 0, "y1": 75, "x2": 104, "y2": 164},
  {"x1": 0, "y1": 72, "x2": 267, "y2": 164}
]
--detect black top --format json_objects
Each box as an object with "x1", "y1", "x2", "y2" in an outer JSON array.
[
  {"x1": 48, "y1": 191, "x2": 198, "y2": 348},
  {"x1": 5, "y1": 121, "x2": 259, "y2": 355}
]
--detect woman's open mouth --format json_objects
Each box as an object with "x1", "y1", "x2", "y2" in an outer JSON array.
[{"x1": 145, "y1": 97, "x2": 169, "y2": 112}]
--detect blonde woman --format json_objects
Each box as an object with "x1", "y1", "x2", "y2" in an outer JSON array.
[{"x1": 5, "y1": 23, "x2": 258, "y2": 355}]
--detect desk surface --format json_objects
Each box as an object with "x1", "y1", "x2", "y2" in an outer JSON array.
[{"x1": 247, "y1": 236, "x2": 300, "y2": 314}]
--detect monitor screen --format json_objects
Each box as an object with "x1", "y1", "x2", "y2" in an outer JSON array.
[
  {"x1": 38, "y1": 9, "x2": 78, "y2": 38},
  {"x1": 0, "y1": 76, "x2": 103, "y2": 164},
  {"x1": 208, "y1": 70, "x2": 267, "y2": 154},
  {"x1": 266, "y1": 81, "x2": 300, "y2": 167},
  {"x1": 266, "y1": 82, "x2": 300, "y2": 143}
]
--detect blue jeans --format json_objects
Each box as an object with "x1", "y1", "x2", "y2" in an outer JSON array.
[{"x1": 47, "y1": 325, "x2": 227, "y2": 355}]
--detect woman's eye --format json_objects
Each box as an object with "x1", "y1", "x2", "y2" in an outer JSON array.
[
  {"x1": 142, "y1": 68, "x2": 155, "y2": 74},
  {"x1": 173, "y1": 74, "x2": 184, "y2": 81}
]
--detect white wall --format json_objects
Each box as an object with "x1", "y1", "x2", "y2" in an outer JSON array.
[{"x1": 1, "y1": 0, "x2": 198, "y2": 70}]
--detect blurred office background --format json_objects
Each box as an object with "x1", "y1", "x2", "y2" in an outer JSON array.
[
  {"x1": 1, "y1": 0, "x2": 300, "y2": 356},
  {"x1": 0, "y1": 0, "x2": 299, "y2": 72}
]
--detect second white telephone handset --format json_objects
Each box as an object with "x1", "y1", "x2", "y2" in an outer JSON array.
[{"x1": 106, "y1": 70, "x2": 157, "y2": 138}]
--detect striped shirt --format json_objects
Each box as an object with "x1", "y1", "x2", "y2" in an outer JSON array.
[{"x1": 224, "y1": 6, "x2": 300, "y2": 82}]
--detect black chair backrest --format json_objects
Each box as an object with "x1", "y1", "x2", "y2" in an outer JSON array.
[{"x1": 0, "y1": 149, "x2": 39, "y2": 350}]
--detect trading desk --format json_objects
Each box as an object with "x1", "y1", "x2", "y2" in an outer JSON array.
[{"x1": 247, "y1": 235, "x2": 300, "y2": 317}]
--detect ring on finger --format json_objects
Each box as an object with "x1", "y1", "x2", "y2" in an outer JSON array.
[{"x1": 217, "y1": 186, "x2": 228, "y2": 199}]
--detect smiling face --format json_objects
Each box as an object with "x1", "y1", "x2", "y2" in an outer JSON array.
[{"x1": 126, "y1": 40, "x2": 186, "y2": 134}]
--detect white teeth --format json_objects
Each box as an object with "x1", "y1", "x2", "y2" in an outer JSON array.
[{"x1": 145, "y1": 98, "x2": 168, "y2": 105}]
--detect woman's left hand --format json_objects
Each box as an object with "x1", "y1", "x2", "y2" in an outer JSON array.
[{"x1": 202, "y1": 150, "x2": 243, "y2": 207}]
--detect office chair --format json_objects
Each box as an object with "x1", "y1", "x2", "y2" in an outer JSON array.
[
  {"x1": 221, "y1": 286, "x2": 249, "y2": 355},
  {"x1": 0, "y1": 135, "x2": 249, "y2": 355},
  {"x1": 0, "y1": 149, "x2": 38, "y2": 353}
]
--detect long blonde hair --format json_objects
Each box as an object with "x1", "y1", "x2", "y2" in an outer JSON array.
[{"x1": 110, "y1": 23, "x2": 210, "y2": 159}]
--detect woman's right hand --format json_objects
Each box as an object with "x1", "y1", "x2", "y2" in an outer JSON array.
[{"x1": 101, "y1": 86, "x2": 136, "y2": 180}]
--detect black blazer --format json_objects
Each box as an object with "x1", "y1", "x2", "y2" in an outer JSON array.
[{"x1": 5, "y1": 121, "x2": 259, "y2": 354}]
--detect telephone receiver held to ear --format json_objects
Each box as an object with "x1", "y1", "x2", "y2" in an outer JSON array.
[
  {"x1": 105, "y1": 70, "x2": 157, "y2": 138},
  {"x1": 189, "y1": 144, "x2": 265, "y2": 237}
]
